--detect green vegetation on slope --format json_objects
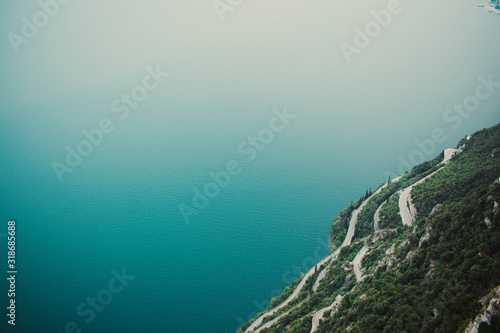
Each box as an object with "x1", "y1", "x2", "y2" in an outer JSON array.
[{"x1": 240, "y1": 124, "x2": 500, "y2": 333}]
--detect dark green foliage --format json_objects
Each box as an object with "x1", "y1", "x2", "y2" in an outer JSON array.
[
  {"x1": 378, "y1": 194, "x2": 402, "y2": 230},
  {"x1": 320, "y1": 125, "x2": 500, "y2": 332}
]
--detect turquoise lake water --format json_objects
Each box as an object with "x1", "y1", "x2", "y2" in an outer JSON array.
[{"x1": 0, "y1": 0, "x2": 500, "y2": 332}]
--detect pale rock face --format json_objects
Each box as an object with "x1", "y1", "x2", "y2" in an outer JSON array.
[
  {"x1": 385, "y1": 244, "x2": 395, "y2": 256},
  {"x1": 385, "y1": 244, "x2": 398, "y2": 270},
  {"x1": 484, "y1": 217, "x2": 492, "y2": 229},
  {"x1": 430, "y1": 204, "x2": 445, "y2": 216},
  {"x1": 465, "y1": 285, "x2": 500, "y2": 333},
  {"x1": 419, "y1": 226, "x2": 432, "y2": 248},
  {"x1": 405, "y1": 250, "x2": 417, "y2": 261},
  {"x1": 426, "y1": 260, "x2": 436, "y2": 280},
  {"x1": 399, "y1": 239, "x2": 410, "y2": 249},
  {"x1": 494, "y1": 177, "x2": 500, "y2": 187}
]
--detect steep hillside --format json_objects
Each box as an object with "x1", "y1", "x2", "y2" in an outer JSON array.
[{"x1": 239, "y1": 124, "x2": 500, "y2": 333}]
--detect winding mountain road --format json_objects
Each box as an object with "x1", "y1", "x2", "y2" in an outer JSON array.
[
  {"x1": 312, "y1": 268, "x2": 328, "y2": 292},
  {"x1": 399, "y1": 186, "x2": 417, "y2": 227},
  {"x1": 373, "y1": 200, "x2": 386, "y2": 232},
  {"x1": 308, "y1": 149, "x2": 461, "y2": 332},
  {"x1": 310, "y1": 295, "x2": 343, "y2": 333},
  {"x1": 398, "y1": 147, "x2": 459, "y2": 227},
  {"x1": 245, "y1": 184, "x2": 388, "y2": 332},
  {"x1": 244, "y1": 147, "x2": 461, "y2": 332},
  {"x1": 353, "y1": 244, "x2": 370, "y2": 282},
  {"x1": 253, "y1": 298, "x2": 308, "y2": 333},
  {"x1": 244, "y1": 251, "x2": 338, "y2": 333}
]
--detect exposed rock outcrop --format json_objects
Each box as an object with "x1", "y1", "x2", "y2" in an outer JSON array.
[{"x1": 465, "y1": 285, "x2": 500, "y2": 333}]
